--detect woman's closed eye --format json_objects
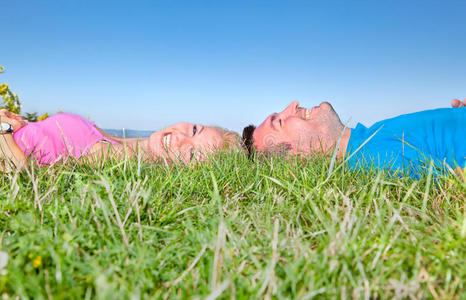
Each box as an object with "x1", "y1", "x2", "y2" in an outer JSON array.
[{"x1": 192, "y1": 125, "x2": 197, "y2": 136}]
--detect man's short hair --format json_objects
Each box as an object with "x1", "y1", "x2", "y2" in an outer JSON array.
[
  {"x1": 242, "y1": 125, "x2": 256, "y2": 159},
  {"x1": 242, "y1": 125, "x2": 292, "y2": 159}
]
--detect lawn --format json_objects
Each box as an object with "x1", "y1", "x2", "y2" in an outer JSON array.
[{"x1": 0, "y1": 152, "x2": 465, "y2": 299}]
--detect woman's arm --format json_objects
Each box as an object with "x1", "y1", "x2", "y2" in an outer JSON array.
[
  {"x1": 0, "y1": 109, "x2": 28, "y2": 131},
  {"x1": 0, "y1": 132, "x2": 28, "y2": 172},
  {"x1": 86, "y1": 142, "x2": 132, "y2": 163},
  {"x1": 84, "y1": 139, "x2": 152, "y2": 165}
]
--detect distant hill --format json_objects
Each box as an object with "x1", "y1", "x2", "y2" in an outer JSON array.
[{"x1": 102, "y1": 129, "x2": 153, "y2": 138}]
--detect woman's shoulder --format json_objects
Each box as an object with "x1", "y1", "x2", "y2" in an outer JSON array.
[
  {"x1": 40, "y1": 113, "x2": 97, "y2": 128},
  {"x1": 46, "y1": 112, "x2": 86, "y2": 121}
]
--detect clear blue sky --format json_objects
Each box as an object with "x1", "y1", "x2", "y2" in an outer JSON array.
[{"x1": 2, "y1": 0, "x2": 466, "y2": 132}]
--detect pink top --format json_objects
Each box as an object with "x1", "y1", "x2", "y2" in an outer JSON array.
[{"x1": 13, "y1": 113, "x2": 118, "y2": 165}]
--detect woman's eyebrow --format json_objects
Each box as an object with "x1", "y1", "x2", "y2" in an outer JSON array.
[{"x1": 199, "y1": 125, "x2": 205, "y2": 134}]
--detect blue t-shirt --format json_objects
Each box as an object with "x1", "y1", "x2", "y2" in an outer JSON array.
[{"x1": 346, "y1": 107, "x2": 466, "y2": 176}]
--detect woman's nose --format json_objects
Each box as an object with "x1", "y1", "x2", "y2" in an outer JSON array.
[{"x1": 172, "y1": 131, "x2": 191, "y2": 148}]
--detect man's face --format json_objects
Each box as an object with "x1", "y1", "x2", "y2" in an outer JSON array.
[{"x1": 252, "y1": 101, "x2": 343, "y2": 155}]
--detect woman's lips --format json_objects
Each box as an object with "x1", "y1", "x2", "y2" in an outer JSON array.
[{"x1": 162, "y1": 132, "x2": 172, "y2": 148}]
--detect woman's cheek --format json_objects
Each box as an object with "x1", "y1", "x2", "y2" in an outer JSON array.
[
  {"x1": 151, "y1": 132, "x2": 164, "y2": 153},
  {"x1": 179, "y1": 144, "x2": 195, "y2": 163}
]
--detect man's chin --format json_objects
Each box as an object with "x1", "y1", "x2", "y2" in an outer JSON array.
[{"x1": 320, "y1": 102, "x2": 338, "y2": 114}]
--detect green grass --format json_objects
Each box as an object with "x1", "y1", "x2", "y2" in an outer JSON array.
[{"x1": 0, "y1": 152, "x2": 465, "y2": 299}]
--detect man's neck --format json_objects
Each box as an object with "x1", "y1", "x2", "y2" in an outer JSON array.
[{"x1": 336, "y1": 128, "x2": 351, "y2": 159}]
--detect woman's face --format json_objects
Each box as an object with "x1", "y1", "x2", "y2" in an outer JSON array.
[{"x1": 147, "y1": 122, "x2": 223, "y2": 163}]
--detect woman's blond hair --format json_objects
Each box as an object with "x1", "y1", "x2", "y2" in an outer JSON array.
[{"x1": 212, "y1": 127, "x2": 242, "y2": 151}]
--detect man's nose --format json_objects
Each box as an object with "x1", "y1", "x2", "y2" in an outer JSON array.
[{"x1": 280, "y1": 101, "x2": 299, "y2": 117}]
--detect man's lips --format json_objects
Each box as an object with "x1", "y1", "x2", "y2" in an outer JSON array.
[{"x1": 298, "y1": 107, "x2": 313, "y2": 120}]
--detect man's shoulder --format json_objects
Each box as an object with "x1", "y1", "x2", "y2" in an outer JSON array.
[
  {"x1": 368, "y1": 107, "x2": 464, "y2": 130},
  {"x1": 391, "y1": 107, "x2": 465, "y2": 120}
]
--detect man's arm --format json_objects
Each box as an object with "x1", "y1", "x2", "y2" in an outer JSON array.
[
  {"x1": 454, "y1": 167, "x2": 465, "y2": 182},
  {"x1": 0, "y1": 133, "x2": 28, "y2": 172},
  {"x1": 451, "y1": 98, "x2": 466, "y2": 108},
  {"x1": 449, "y1": 99, "x2": 465, "y2": 180}
]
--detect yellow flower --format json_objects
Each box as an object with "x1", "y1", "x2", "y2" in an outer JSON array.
[
  {"x1": 33, "y1": 256, "x2": 42, "y2": 268},
  {"x1": 37, "y1": 113, "x2": 49, "y2": 121}
]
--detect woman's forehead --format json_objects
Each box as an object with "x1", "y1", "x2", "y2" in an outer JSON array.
[
  {"x1": 202, "y1": 127, "x2": 223, "y2": 142},
  {"x1": 171, "y1": 122, "x2": 191, "y2": 127}
]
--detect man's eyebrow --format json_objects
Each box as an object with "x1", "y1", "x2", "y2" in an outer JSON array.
[{"x1": 270, "y1": 114, "x2": 278, "y2": 123}]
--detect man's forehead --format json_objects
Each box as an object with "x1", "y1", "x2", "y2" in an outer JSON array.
[
  {"x1": 252, "y1": 117, "x2": 275, "y2": 150},
  {"x1": 256, "y1": 113, "x2": 275, "y2": 131},
  {"x1": 253, "y1": 119, "x2": 267, "y2": 138}
]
